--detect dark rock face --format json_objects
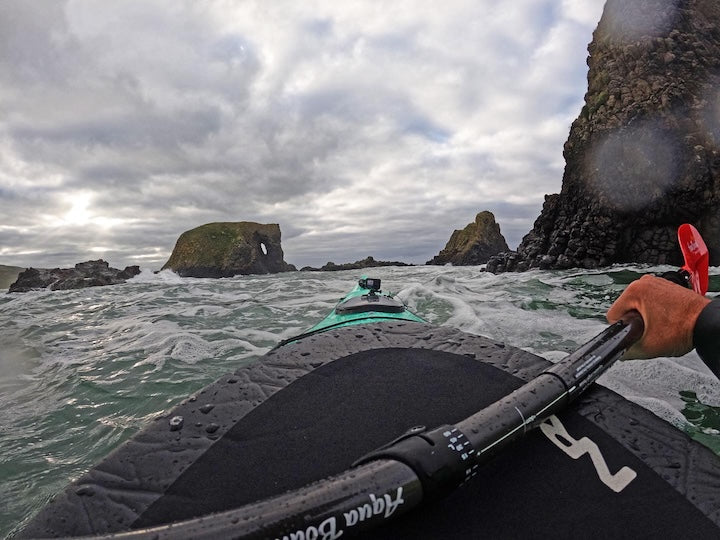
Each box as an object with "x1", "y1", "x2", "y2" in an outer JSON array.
[
  {"x1": 8, "y1": 260, "x2": 141, "y2": 293},
  {"x1": 427, "y1": 211, "x2": 509, "y2": 265},
  {"x1": 300, "y1": 256, "x2": 412, "y2": 272},
  {"x1": 488, "y1": 0, "x2": 720, "y2": 273},
  {"x1": 162, "y1": 222, "x2": 296, "y2": 278}
]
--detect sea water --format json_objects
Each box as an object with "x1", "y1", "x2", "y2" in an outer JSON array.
[{"x1": 1, "y1": 265, "x2": 719, "y2": 536}]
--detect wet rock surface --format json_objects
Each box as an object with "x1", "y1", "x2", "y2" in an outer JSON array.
[
  {"x1": 300, "y1": 256, "x2": 412, "y2": 272},
  {"x1": 9, "y1": 260, "x2": 141, "y2": 293},
  {"x1": 427, "y1": 211, "x2": 509, "y2": 266},
  {"x1": 162, "y1": 222, "x2": 296, "y2": 277},
  {"x1": 488, "y1": 0, "x2": 720, "y2": 273}
]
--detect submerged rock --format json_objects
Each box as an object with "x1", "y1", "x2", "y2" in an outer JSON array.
[
  {"x1": 162, "y1": 222, "x2": 296, "y2": 278},
  {"x1": 427, "y1": 211, "x2": 509, "y2": 266},
  {"x1": 8, "y1": 260, "x2": 140, "y2": 293},
  {"x1": 489, "y1": 0, "x2": 720, "y2": 272}
]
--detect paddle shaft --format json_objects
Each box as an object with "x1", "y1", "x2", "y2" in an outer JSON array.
[{"x1": 98, "y1": 312, "x2": 643, "y2": 540}]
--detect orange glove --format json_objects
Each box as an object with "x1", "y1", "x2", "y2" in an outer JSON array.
[{"x1": 606, "y1": 275, "x2": 710, "y2": 359}]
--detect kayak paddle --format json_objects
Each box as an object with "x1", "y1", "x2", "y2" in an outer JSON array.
[
  {"x1": 678, "y1": 223, "x2": 709, "y2": 295},
  {"x1": 95, "y1": 312, "x2": 644, "y2": 540}
]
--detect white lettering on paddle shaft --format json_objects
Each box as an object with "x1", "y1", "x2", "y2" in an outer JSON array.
[
  {"x1": 275, "y1": 487, "x2": 405, "y2": 540},
  {"x1": 343, "y1": 488, "x2": 405, "y2": 526},
  {"x1": 275, "y1": 516, "x2": 343, "y2": 540},
  {"x1": 540, "y1": 415, "x2": 637, "y2": 493}
]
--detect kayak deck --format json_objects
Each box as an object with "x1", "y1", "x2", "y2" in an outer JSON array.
[
  {"x1": 19, "y1": 321, "x2": 720, "y2": 538},
  {"x1": 286, "y1": 277, "x2": 425, "y2": 343},
  {"x1": 17, "y1": 277, "x2": 720, "y2": 538}
]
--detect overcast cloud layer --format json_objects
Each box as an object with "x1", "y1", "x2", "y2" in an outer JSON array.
[{"x1": 0, "y1": 0, "x2": 606, "y2": 270}]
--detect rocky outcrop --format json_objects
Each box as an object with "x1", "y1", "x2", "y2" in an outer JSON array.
[
  {"x1": 300, "y1": 256, "x2": 412, "y2": 272},
  {"x1": 162, "y1": 222, "x2": 296, "y2": 277},
  {"x1": 0, "y1": 265, "x2": 24, "y2": 289},
  {"x1": 8, "y1": 260, "x2": 140, "y2": 293},
  {"x1": 488, "y1": 0, "x2": 720, "y2": 273},
  {"x1": 427, "y1": 211, "x2": 509, "y2": 266}
]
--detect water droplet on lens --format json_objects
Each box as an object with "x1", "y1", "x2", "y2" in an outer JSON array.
[{"x1": 169, "y1": 416, "x2": 184, "y2": 431}]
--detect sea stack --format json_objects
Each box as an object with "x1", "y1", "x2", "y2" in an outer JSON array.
[
  {"x1": 162, "y1": 222, "x2": 296, "y2": 277},
  {"x1": 8, "y1": 260, "x2": 140, "y2": 293},
  {"x1": 488, "y1": 0, "x2": 720, "y2": 272},
  {"x1": 427, "y1": 211, "x2": 509, "y2": 265}
]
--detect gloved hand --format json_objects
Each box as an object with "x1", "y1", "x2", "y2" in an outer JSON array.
[{"x1": 607, "y1": 275, "x2": 710, "y2": 359}]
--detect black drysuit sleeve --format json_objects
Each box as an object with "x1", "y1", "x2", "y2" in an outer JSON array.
[{"x1": 694, "y1": 298, "x2": 720, "y2": 378}]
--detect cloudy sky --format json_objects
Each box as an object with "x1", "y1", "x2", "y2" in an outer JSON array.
[{"x1": 0, "y1": 0, "x2": 606, "y2": 270}]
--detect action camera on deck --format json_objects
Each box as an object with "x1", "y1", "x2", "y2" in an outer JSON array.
[{"x1": 358, "y1": 277, "x2": 381, "y2": 292}]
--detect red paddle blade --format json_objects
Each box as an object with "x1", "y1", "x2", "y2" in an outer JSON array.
[{"x1": 678, "y1": 224, "x2": 709, "y2": 295}]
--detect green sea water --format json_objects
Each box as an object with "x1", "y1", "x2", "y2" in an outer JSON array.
[{"x1": 1, "y1": 265, "x2": 719, "y2": 537}]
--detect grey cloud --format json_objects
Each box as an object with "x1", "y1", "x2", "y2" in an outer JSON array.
[
  {"x1": 10, "y1": 106, "x2": 223, "y2": 151},
  {"x1": 0, "y1": 1, "x2": 75, "y2": 84},
  {"x1": 0, "y1": 1, "x2": 604, "y2": 271},
  {"x1": 281, "y1": 199, "x2": 541, "y2": 269}
]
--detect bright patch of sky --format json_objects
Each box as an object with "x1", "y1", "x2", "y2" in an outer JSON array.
[{"x1": 0, "y1": 0, "x2": 606, "y2": 269}]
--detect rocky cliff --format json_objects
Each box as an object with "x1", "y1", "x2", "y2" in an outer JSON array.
[
  {"x1": 427, "y1": 211, "x2": 509, "y2": 265},
  {"x1": 488, "y1": 0, "x2": 720, "y2": 273},
  {"x1": 162, "y1": 222, "x2": 296, "y2": 277},
  {"x1": 9, "y1": 260, "x2": 140, "y2": 293}
]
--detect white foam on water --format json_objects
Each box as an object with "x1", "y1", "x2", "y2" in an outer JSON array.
[
  {"x1": 599, "y1": 353, "x2": 720, "y2": 424},
  {"x1": 128, "y1": 268, "x2": 184, "y2": 284},
  {"x1": 1, "y1": 264, "x2": 719, "y2": 539}
]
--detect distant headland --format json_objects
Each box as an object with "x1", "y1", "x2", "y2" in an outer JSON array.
[
  {"x1": 300, "y1": 256, "x2": 413, "y2": 272},
  {"x1": 0, "y1": 265, "x2": 24, "y2": 289},
  {"x1": 4, "y1": 212, "x2": 509, "y2": 291}
]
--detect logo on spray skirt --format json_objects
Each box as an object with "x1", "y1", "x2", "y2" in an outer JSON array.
[{"x1": 540, "y1": 415, "x2": 637, "y2": 493}]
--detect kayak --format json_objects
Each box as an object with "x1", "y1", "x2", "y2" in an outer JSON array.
[
  {"x1": 278, "y1": 276, "x2": 425, "y2": 344},
  {"x1": 18, "y1": 276, "x2": 720, "y2": 539}
]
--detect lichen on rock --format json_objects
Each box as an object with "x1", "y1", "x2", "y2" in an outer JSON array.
[
  {"x1": 427, "y1": 211, "x2": 509, "y2": 266},
  {"x1": 161, "y1": 222, "x2": 296, "y2": 278}
]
